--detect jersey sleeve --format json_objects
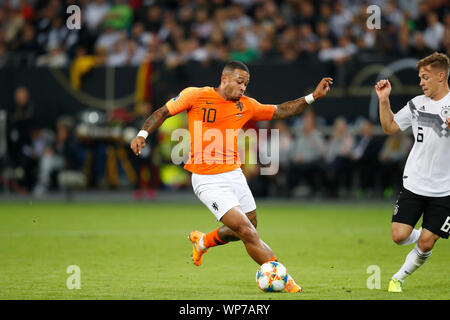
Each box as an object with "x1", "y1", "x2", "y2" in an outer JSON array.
[
  {"x1": 393, "y1": 101, "x2": 412, "y2": 131},
  {"x1": 247, "y1": 97, "x2": 276, "y2": 121},
  {"x1": 165, "y1": 87, "x2": 200, "y2": 116}
]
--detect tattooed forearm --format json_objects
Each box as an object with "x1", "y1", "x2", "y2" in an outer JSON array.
[
  {"x1": 272, "y1": 97, "x2": 310, "y2": 120},
  {"x1": 141, "y1": 105, "x2": 172, "y2": 134}
]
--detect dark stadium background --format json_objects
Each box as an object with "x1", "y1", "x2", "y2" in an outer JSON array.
[{"x1": 0, "y1": 0, "x2": 448, "y2": 200}]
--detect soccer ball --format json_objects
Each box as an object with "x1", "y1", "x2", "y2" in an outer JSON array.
[{"x1": 255, "y1": 261, "x2": 288, "y2": 292}]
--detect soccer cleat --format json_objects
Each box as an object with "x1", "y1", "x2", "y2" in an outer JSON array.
[
  {"x1": 284, "y1": 276, "x2": 302, "y2": 293},
  {"x1": 188, "y1": 230, "x2": 208, "y2": 266},
  {"x1": 388, "y1": 279, "x2": 403, "y2": 293}
]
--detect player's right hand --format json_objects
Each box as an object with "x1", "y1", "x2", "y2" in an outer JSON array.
[
  {"x1": 375, "y1": 79, "x2": 391, "y2": 100},
  {"x1": 130, "y1": 136, "x2": 146, "y2": 156}
]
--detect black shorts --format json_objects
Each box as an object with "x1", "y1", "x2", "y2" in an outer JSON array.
[{"x1": 392, "y1": 188, "x2": 450, "y2": 239}]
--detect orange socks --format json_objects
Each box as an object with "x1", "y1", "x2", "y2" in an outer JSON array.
[
  {"x1": 203, "y1": 228, "x2": 228, "y2": 248},
  {"x1": 266, "y1": 256, "x2": 277, "y2": 263}
]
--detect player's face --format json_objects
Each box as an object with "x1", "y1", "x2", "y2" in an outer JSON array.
[
  {"x1": 222, "y1": 69, "x2": 249, "y2": 101},
  {"x1": 418, "y1": 65, "x2": 444, "y2": 98}
]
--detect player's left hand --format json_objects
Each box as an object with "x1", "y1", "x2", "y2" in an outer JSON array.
[
  {"x1": 446, "y1": 117, "x2": 450, "y2": 129},
  {"x1": 130, "y1": 136, "x2": 146, "y2": 156},
  {"x1": 313, "y1": 77, "x2": 333, "y2": 100}
]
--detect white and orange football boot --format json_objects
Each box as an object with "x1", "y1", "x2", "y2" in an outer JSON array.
[
  {"x1": 284, "y1": 274, "x2": 302, "y2": 293},
  {"x1": 188, "y1": 230, "x2": 208, "y2": 266}
]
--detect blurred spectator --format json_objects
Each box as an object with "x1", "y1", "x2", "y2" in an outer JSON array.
[
  {"x1": 95, "y1": 27, "x2": 124, "y2": 52},
  {"x1": 276, "y1": 25, "x2": 299, "y2": 62},
  {"x1": 325, "y1": 117, "x2": 355, "y2": 198},
  {"x1": 7, "y1": 87, "x2": 34, "y2": 172},
  {"x1": 34, "y1": 117, "x2": 84, "y2": 197},
  {"x1": 130, "y1": 21, "x2": 153, "y2": 48},
  {"x1": 106, "y1": 36, "x2": 128, "y2": 66},
  {"x1": 383, "y1": 0, "x2": 404, "y2": 28},
  {"x1": 444, "y1": 14, "x2": 450, "y2": 55},
  {"x1": 229, "y1": 36, "x2": 259, "y2": 63},
  {"x1": 36, "y1": 44, "x2": 69, "y2": 67},
  {"x1": 298, "y1": 23, "x2": 318, "y2": 56},
  {"x1": 156, "y1": 108, "x2": 190, "y2": 190},
  {"x1": 318, "y1": 35, "x2": 357, "y2": 64},
  {"x1": 125, "y1": 39, "x2": 147, "y2": 66},
  {"x1": 193, "y1": 8, "x2": 214, "y2": 41},
  {"x1": 287, "y1": 109, "x2": 327, "y2": 197},
  {"x1": 223, "y1": 3, "x2": 252, "y2": 39},
  {"x1": 0, "y1": 0, "x2": 447, "y2": 69},
  {"x1": 15, "y1": 23, "x2": 40, "y2": 56},
  {"x1": 143, "y1": 5, "x2": 162, "y2": 33},
  {"x1": 179, "y1": 37, "x2": 209, "y2": 63},
  {"x1": 351, "y1": 119, "x2": 383, "y2": 197},
  {"x1": 70, "y1": 45, "x2": 106, "y2": 89},
  {"x1": 413, "y1": 0, "x2": 430, "y2": 32},
  {"x1": 266, "y1": 120, "x2": 293, "y2": 196},
  {"x1": 424, "y1": 12, "x2": 444, "y2": 50},
  {"x1": 410, "y1": 31, "x2": 433, "y2": 57},
  {"x1": 329, "y1": 1, "x2": 353, "y2": 39},
  {"x1": 379, "y1": 131, "x2": 412, "y2": 197},
  {"x1": 316, "y1": 20, "x2": 337, "y2": 46},
  {"x1": 293, "y1": 0, "x2": 316, "y2": 27},
  {"x1": 35, "y1": 1, "x2": 60, "y2": 50},
  {"x1": 257, "y1": 34, "x2": 278, "y2": 62},
  {"x1": 25, "y1": 127, "x2": 55, "y2": 194},
  {"x1": 177, "y1": 4, "x2": 195, "y2": 38},
  {"x1": 317, "y1": 38, "x2": 334, "y2": 61},
  {"x1": 84, "y1": 0, "x2": 111, "y2": 33},
  {"x1": 4, "y1": 4, "x2": 25, "y2": 44},
  {"x1": 335, "y1": 36, "x2": 358, "y2": 64},
  {"x1": 317, "y1": 2, "x2": 333, "y2": 24},
  {"x1": 396, "y1": 23, "x2": 412, "y2": 56},
  {"x1": 101, "y1": 0, "x2": 133, "y2": 31},
  {"x1": 130, "y1": 101, "x2": 156, "y2": 199},
  {"x1": 45, "y1": 16, "x2": 79, "y2": 54},
  {"x1": 398, "y1": 0, "x2": 421, "y2": 20}
]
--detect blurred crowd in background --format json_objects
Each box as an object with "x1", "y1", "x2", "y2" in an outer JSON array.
[
  {"x1": 1, "y1": 0, "x2": 446, "y2": 199},
  {"x1": 0, "y1": 0, "x2": 449, "y2": 68},
  {"x1": 5, "y1": 85, "x2": 413, "y2": 199}
]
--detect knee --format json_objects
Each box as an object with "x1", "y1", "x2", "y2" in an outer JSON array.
[
  {"x1": 392, "y1": 228, "x2": 410, "y2": 244},
  {"x1": 236, "y1": 224, "x2": 258, "y2": 243},
  {"x1": 417, "y1": 237, "x2": 435, "y2": 252}
]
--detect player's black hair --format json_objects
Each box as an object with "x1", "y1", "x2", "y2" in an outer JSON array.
[{"x1": 222, "y1": 61, "x2": 249, "y2": 74}]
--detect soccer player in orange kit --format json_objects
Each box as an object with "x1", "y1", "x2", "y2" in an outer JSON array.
[{"x1": 130, "y1": 61, "x2": 332, "y2": 293}]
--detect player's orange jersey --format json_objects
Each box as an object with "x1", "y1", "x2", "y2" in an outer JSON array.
[{"x1": 166, "y1": 86, "x2": 276, "y2": 175}]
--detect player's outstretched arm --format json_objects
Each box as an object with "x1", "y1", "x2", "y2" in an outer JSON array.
[
  {"x1": 446, "y1": 117, "x2": 450, "y2": 129},
  {"x1": 375, "y1": 79, "x2": 400, "y2": 135},
  {"x1": 130, "y1": 105, "x2": 172, "y2": 155},
  {"x1": 272, "y1": 77, "x2": 333, "y2": 120}
]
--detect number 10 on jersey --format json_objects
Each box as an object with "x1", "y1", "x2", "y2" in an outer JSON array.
[{"x1": 202, "y1": 108, "x2": 217, "y2": 123}]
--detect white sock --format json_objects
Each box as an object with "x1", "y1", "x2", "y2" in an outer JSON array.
[
  {"x1": 198, "y1": 235, "x2": 206, "y2": 250},
  {"x1": 392, "y1": 244, "x2": 432, "y2": 281},
  {"x1": 397, "y1": 228, "x2": 421, "y2": 245}
]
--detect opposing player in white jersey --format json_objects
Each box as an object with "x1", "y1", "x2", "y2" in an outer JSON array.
[{"x1": 375, "y1": 52, "x2": 450, "y2": 293}]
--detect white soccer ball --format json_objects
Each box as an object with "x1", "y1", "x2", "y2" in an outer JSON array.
[{"x1": 255, "y1": 261, "x2": 288, "y2": 292}]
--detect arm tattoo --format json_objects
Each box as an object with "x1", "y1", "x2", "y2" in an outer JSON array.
[
  {"x1": 272, "y1": 97, "x2": 309, "y2": 120},
  {"x1": 141, "y1": 105, "x2": 172, "y2": 134}
]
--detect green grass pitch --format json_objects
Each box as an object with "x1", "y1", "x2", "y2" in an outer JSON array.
[{"x1": 0, "y1": 201, "x2": 448, "y2": 300}]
